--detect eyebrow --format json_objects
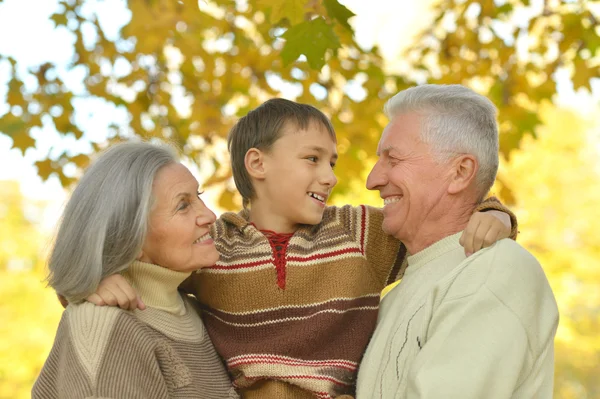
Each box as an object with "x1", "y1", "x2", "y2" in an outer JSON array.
[
  {"x1": 172, "y1": 186, "x2": 199, "y2": 203},
  {"x1": 376, "y1": 145, "x2": 399, "y2": 157},
  {"x1": 303, "y1": 145, "x2": 339, "y2": 160}
]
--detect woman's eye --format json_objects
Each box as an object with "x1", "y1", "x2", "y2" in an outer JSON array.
[
  {"x1": 307, "y1": 156, "x2": 318, "y2": 163},
  {"x1": 178, "y1": 202, "x2": 190, "y2": 211},
  {"x1": 330, "y1": 162, "x2": 336, "y2": 169},
  {"x1": 197, "y1": 190, "x2": 204, "y2": 198}
]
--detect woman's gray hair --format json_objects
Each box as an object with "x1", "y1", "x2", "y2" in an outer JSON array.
[
  {"x1": 47, "y1": 141, "x2": 178, "y2": 302},
  {"x1": 385, "y1": 84, "x2": 499, "y2": 199}
]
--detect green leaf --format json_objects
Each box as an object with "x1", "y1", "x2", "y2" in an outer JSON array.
[
  {"x1": 257, "y1": 0, "x2": 307, "y2": 25},
  {"x1": 323, "y1": 0, "x2": 355, "y2": 31},
  {"x1": 281, "y1": 18, "x2": 341, "y2": 70}
]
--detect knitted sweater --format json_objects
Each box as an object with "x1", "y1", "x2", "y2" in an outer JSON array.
[
  {"x1": 33, "y1": 261, "x2": 238, "y2": 399},
  {"x1": 356, "y1": 233, "x2": 558, "y2": 399},
  {"x1": 187, "y1": 200, "x2": 515, "y2": 398}
]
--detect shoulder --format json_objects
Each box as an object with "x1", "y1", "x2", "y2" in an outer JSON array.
[
  {"x1": 64, "y1": 302, "x2": 156, "y2": 381},
  {"x1": 212, "y1": 210, "x2": 257, "y2": 245},
  {"x1": 449, "y1": 240, "x2": 558, "y2": 350},
  {"x1": 213, "y1": 210, "x2": 247, "y2": 232},
  {"x1": 321, "y1": 204, "x2": 382, "y2": 227},
  {"x1": 66, "y1": 301, "x2": 126, "y2": 334},
  {"x1": 474, "y1": 239, "x2": 553, "y2": 296},
  {"x1": 323, "y1": 204, "x2": 381, "y2": 216},
  {"x1": 452, "y1": 239, "x2": 555, "y2": 301},
  {"x1": 65, "y1": 302, "x2": 149, "y2": 347}
]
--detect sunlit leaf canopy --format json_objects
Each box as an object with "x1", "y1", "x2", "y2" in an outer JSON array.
[
  {"x1": 1, "y1": 2, "x2": 600, "y2": 398},
  {"x1": 0, "y1": 0, "x2": 598, "y2": 209}
]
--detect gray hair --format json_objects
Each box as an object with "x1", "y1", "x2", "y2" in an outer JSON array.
[
  {"x1": 385, "y1": 84, "x2": 499, "y2": 198},
  {"x1": 47, "y1": 141, "x2": 178, "y2": 302}
]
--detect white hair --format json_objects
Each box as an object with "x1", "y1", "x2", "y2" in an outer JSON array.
[
  {"x1": 47, "y1": 141, "x2": 178, "y2": 302},
  {"x1": 385, "y1": 84, "x2": 499, "y2": 198}
]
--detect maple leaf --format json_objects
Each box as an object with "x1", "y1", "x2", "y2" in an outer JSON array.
[
  {"x1": 281, "y1": 18, "x2": 341, "y2": 70},
  {"x1": 323, "y1": 0, "x2": 355, "y2": 31},
  {"x1": 257, "y1": 0, "x2": 307, "y2": 25},
  {"x1": 10, "y1": 130, "x2": 36, "y2": 155}
]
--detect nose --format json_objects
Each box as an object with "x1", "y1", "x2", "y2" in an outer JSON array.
[
  {"x1": 319, "y1": 165, "x2": 338, "y2": 188},
  {"x1": 366, "y1": 159, "x2": 386, "y2": 191},
  {"x1": 195, "y1": 199, "x2": 217, "y2": 227}
]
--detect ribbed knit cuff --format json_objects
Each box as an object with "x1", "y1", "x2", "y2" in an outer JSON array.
[{"x1": 476, "y1": 196, "x2": 519, "y2": 240}]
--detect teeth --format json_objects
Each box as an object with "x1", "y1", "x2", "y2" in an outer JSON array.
[
  {"x1": 193, "y1": 233, "x2": 210, "y2": 244},
  {"x1": 384, "y1": 197, "x2": 402, "y2": 205},
  {"x1": 308, "y1": 192, "x2": 325, "y2": 202}
]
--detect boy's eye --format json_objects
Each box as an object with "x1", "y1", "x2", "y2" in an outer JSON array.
[{"x1": 307, "y1": 156, "x2": 318, "y2": 163}]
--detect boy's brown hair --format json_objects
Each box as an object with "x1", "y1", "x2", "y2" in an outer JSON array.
[{"x1": 227, "y1": 98, "x2": 336, "y2": 208}]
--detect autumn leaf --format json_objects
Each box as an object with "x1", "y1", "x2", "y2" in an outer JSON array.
[
  {"x1": 34, "y1": 158, "x2": 55, "y2": 181},
  {"x1": 280, "y1": 18, "x2": 341, "y2": 69},
  {"x1": 50, "y1": 12, "x2": 68, "y2": 27},
  {"x1": 323, "y1": 0, "x2": 355, "y2": 31},
  {"x1": 9, "y1": 130, "x2": 36, "y2": 155},
  {"x1": 0, "y1": 113, "x2": 33, "y2": 155},
  {"x1": 218, "y1": 187, "x2": 242, "y2": 210},
  {"x1": 257, "y1": 0, "x2": 307, "y2": 25}
]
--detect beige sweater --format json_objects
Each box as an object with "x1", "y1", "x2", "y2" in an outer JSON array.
[
  {"x1": 357, "y1": 233, "x2": 558, "y2": 399},
  {"x1": 33, "y1": 261, "x2": 238, "y2": 399}
]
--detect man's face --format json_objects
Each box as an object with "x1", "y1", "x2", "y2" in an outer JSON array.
[{"x1": 366, "y1": 112, "x2": 452, "y2": 243}]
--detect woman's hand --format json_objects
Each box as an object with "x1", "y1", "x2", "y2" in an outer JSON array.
[
  {"x1": 87, "y1": 274, "x2": 146, "y2": 311},
  {"x1": 459, "y1": 210, "x2": 511, "y2": 256}
]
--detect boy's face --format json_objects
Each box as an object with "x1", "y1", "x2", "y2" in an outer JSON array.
[{"x1": 259, "y1": 121, "x2": 338, "y2": 232}]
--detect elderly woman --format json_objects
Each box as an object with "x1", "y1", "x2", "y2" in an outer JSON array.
[{"x1": 33, "y1": 142, "x2": 238, "y2": 398}]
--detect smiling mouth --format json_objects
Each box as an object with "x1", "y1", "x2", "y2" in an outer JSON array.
[
  {"x1": 383, "y1": 196, "x2": 403, "y2": 205},
  {"x1": 193, "y1": 233, "x2": 211, "y2": 244},
  {"x1": 308, "y1": 192, "x2": 326, "y2": 203}
]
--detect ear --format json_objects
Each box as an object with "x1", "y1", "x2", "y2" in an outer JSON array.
[
  {"x1": 136, "y1": 250, "x2": 145, "y2": 261},
  {"x1": 447, "y1": 154, "x2": 478, "y2": 195},
  {"x1": 245, "y1": 148, "x2": 267, "y2": 180}
]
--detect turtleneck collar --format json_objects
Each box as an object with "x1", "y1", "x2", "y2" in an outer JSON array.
[
  {"x1": 122, "y1": 260, "x2": 190, "y2": 316},
  {"x1": 406, "y1": 232, "x2": 464, "y2": 272}
]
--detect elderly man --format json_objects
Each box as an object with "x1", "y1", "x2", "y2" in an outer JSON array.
[{"x1": 356, "y1": 84, "x2": 559, "y2": 398}]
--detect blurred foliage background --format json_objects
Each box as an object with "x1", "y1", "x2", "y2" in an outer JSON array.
[{"x1": 0, "y1": 0, "x2": 599, "y2": 398}]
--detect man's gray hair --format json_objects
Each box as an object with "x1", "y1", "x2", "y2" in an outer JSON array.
[
  {"x1": 47, "y1": 141, "x2": 178, "y2": 302},
  {"x1": 385, "y1": 84, "x2": 499, "y2": 198}
]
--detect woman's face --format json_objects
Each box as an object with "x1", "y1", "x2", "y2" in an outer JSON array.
[{"x1": 139, "y1": 162, "x2": 219, "y2": 272}]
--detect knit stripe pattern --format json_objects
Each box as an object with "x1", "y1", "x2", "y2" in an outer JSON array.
[
  {"x1": 189, "y1": 198, "x2": 512, "y2": 398},
  {"x1": 192, "y1": 205, "x2": 406, "y2": 398},
  {"x1": 33, "y1": 261, "x2": 238, "y2": 399}
]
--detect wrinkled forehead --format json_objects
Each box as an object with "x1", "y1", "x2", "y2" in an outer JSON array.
[{"x1": 377, "y1": 114, "x2": 425, "y2": 154}]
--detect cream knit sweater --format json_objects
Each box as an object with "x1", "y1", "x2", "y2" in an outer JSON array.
[{"x1": 357, "y1": 233, "x2": 558, "y2": 399}]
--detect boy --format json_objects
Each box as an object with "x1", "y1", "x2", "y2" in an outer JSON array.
[{"x1": 91, "y1": 99, "x2": 516, "y2": 398}]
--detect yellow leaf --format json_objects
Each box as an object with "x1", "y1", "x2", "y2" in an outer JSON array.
[{"x1": 256, "y1": 0, "x2": 307, "y2": 25}]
